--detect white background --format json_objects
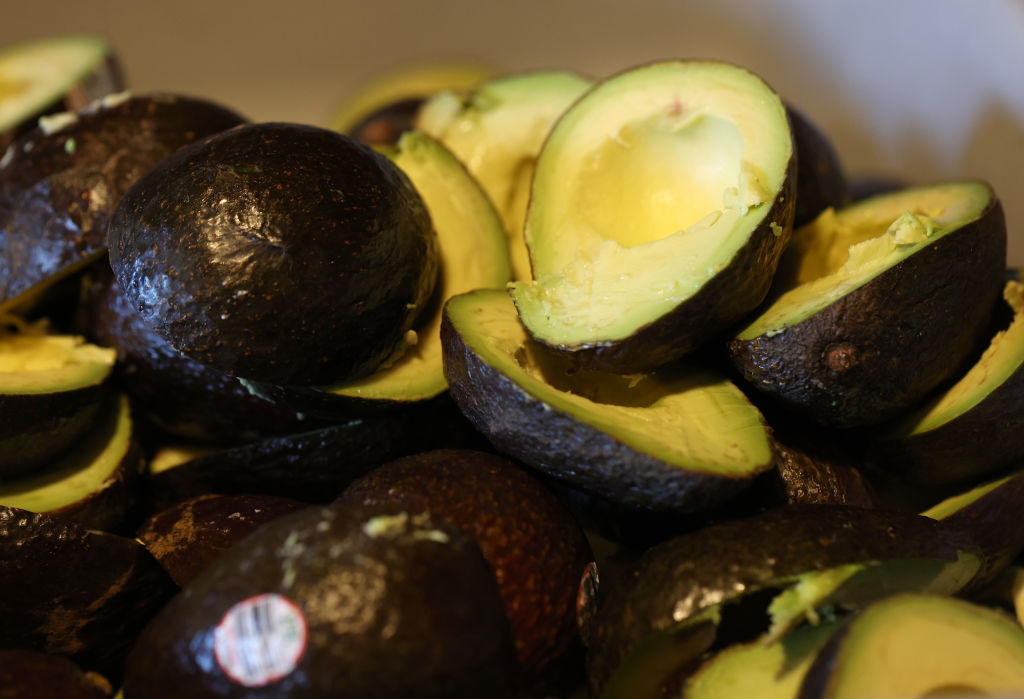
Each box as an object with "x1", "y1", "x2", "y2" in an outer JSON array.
[{"x1": 2, "y1": 0, "x2": 1022, "y2": 262}]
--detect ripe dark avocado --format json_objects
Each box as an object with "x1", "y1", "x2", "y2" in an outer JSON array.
[
  {"x1": 109, "y1": 122, "x2": 440, "y2": 387},
  {"x1": 338, "y1": 448, "x2": 592, "y2": 681},
  {"x1": 730, "y1": 180, "x2": 1006, "y2": 427},
  {"x1": 787, "y1": 106, "x2": 847, "y2": 228},
  {"x1": 0, "y1": 649, "x2": 113, "y2": 699},
  {"x1": 122, "y1": 504, "x2": 520, "y2": 698},
  {"x1": 798, "y1": 594, "x2": 1024, "y2": 698},
  {"x1": 508, "y1": 60, "x2": 795, "y2": 372},
  {"x1": 0, "y1": 93, "x2": 246, "y2": 312}
]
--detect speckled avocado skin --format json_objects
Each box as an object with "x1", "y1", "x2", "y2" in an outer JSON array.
[
  {"x1": 108, "y1": 122, "x2": 440, "y2": 387},
  {"x1": 0, "y1": 93, "x2": 246, "y2": 308}
]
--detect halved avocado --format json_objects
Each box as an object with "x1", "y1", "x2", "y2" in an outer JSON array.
[
  {"x1": 798, "y1": 594, "x2": 1024, "y2": 698},
  {"x1": 871, "y1": 280, "x2": 1024, "y2": 483},
  {"x1": 0, "y1": 394, "x2": 141, "y2": 531},
  {"x1": 730, "y1": 180, "x2": 1006, "y2": 427},
  {"x1": 442, "y1": 288, "x2": 775, "y2": 512},
  {"x1": 417, "y1": 69, "x2": 593, "y2": 281},
  {"x1": 787, "y1": 106, "x2": 847, "y2": 228},
  {"x1": 0, "y1": 35, "x2": 122, "y2": 148},
  {"x1": 0, "y1": 318, "x2": 116, "y2": 475},
  {"x1": 509, "y1": 60, "x2": 795, "y2": 372}
]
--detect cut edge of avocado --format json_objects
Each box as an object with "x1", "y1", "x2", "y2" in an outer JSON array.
[
  {"x1": 510, "y1": 59, "x2": 793, "y2": 355},
  {"x1": 0, "y1": 323, "x2": 116, "y2": 394}
]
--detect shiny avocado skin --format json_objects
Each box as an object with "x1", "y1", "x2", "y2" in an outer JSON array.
[
  {"x1": 109, "y1": 123, "x2": 439, "y2": 387},
  {"x1": 0, "y1": 94, "x2": 246, "y2": 308}
]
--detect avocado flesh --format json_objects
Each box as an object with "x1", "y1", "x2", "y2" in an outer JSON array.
[
  {"x1": 0, "y1": 326, "x2": 115, "y2": 394},
  {"x1": 324, "y1": 130, "x2": 510, "y2": 402},
  {"x1": 449, "y1": 289, "x2": 772, "y2": 478},
  {"x1": 737, "y1": 181, "x2": 992, "y2": 340},
  {"x1": 920, "y1": 472, "x2": 1016, "y2": 520},
  {"x1": 683, "y1": 621, "x2": 840, "y2": 699},
  {"x1": 418, "y1": 70, "x2": 593, "y2": 281},
  {"x1": 510, "y1": 61, "x2": 791, "y2": 348},
  {"x1": 807, "y1": 594, "x2": 1024, "y2": 698},
  {"x1": 0, "y1": 394, "x2": 130, "y2": 514}
]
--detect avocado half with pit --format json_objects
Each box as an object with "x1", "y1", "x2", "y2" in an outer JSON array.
[
  {"x1": 441, "y1": 288, "x2": 775, "y2": 512},
  {"x1": 730, "y1": 180, "x2": 1006, "y2": 428},
  {"x1": 509, "y1": 60, "x2": 795, "y2": 372},
  {"x1": 0, "y1": 320, "x2": 116, "y2": 476},
  {"x1": 871, "y1": 280, "x2": 1024, "y2": 483}
]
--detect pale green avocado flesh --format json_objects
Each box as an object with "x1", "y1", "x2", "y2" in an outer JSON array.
[
  {"x1": 818, "y1": 594, "x2": 1024, "y2": 698},
  {"x1": 684, "y1": 621, "x2": 840, "y2": 699},
  {"x1": 322, "y1": 130, "x2": 511, "y2": 402},
  {"x1": 920, "y1": 470, "x2": 1018, "y2": 520},
  {"x1": 0, "y1": 321, "x2": 116, "y2": 395},
  {"x1": 450, "y1": 289, "x2": 772, "y2": 476},
  {"x1": 509, "y1": 61, "x2": 791, "y2": 347},
  {"x1": 895, "y1": 280, "x2": 1024, "y2": 435},
  {"x1": 418, "y1": 69, "x2": 593, "y2": 281},
  {"x1": 738, "y1": 181, "x2": 993, "y2": 340},
  {"x1": 0, "y1": 394, "x2": 130, "y2": 513}
]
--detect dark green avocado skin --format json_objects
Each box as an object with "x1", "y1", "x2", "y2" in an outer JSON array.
[
  {"x1": 0, "y1": 94, "x2": 246, "y2": 308},
  {"x1": 0, "y1": 506, "x2": 176, "y2": 680},
  {"x1": 122, "y1": 504, "x2": 520, "y2": 699},
  {"x1": 109, "y1": 122, "x2": 440, "y2": 387}
]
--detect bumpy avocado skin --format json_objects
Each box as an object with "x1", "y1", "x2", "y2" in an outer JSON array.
[
  {"x1": 729, "y1": 194, "x2": 1007, "y2": 428},
  {"x1": 0, "y1": 506, "x2": 176, "y2": 680},
  {"x1": 587, "y1": 505, "x2": 979, "y2": 696},
  {"x1": 122, "y1": 504, "x2": 520, "y2": 698},
  {"x1": 109, "y1": 123, "x2": 440, "y2": 387},
  {"x1": 0, "y1": 94, "x2": 246, "y2": 308}
]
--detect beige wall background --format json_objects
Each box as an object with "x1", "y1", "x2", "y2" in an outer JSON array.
[{"x1": 3, "y1": 0, "x2": 1022, "y2": 262}]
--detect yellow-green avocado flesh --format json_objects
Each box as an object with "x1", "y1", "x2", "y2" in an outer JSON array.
[
  {"x1": 510, "y1": 60, "x2": 791, "y2": 349},
  {"x1": 0, "y1": 325, "x2": 115, "y2": 394}
]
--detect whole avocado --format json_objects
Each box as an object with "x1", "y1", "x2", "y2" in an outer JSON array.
[{"x1": 108, "y1": 122, "x2": 439, "y2": 386}]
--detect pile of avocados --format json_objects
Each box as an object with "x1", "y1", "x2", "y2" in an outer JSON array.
[{"x1": 1, "y1": 34, "x2": 1023, "y2": 699}]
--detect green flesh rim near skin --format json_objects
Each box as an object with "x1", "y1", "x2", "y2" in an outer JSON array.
[
  {"x1": 820, "y1": 594, "x2": 1024, "y2": 698},
  {"x1": 920, "y1": 471, "x2": 1018, "y2": 520},
  {"x1": 737, "y1": 181, "x2": 992, "y2": 340},
  {"x1": 0, "y1": 35, "x2": 109, "y2": 134},
  {"x1": 0, "y1": 326, "x2": 116, "y2": 395},
  {"x1": 323, "y1": 130, "x2": 511, "y2": 402},
  {"x1": 417, "y1": 70, "x2": 593, "y2": 282},
  {"x1": 510, "y1": 60, "x2": 791, "y2": 346},
  {"x1": 448, "y1": 289, "x2": 772, "y2": 476},
  {"x1": 0, "y1": 394, "x2": 130, "y2": 512},
  {"x1": 148, "y1": 444, "x2": 218, "y2": 475},
  {"x1": 683, "y1": 621, "x2": 841, "y2": 699},
  {"x1": 894, "y1": 280, "x2": 1024, "y2": 435}
]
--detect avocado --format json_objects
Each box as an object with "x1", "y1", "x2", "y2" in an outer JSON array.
[
  {"x1": 0, "y1": 93, "x2": 246, "y2": 312},
  {"x1": 0, "y1": 318, "x2": 116, "y2": 475},
  {"x1": 0, "y1": 506, "x2": 176, "y2": 678},
  {"x1": 0, "y1": 394, "x2": 142, "y2": 531},
  {"x1": 0, "y1": 35, "x2": 123, "y2": 148},
  {"x1": 588, "y1": 505, "x2": 983, "y2": 698},
  {"x1": 417, "y1": 69, "x2": 593, "y2": 281},
  {"x1": 769, "y1": 439, "x2": 877, "y2": 508},
  {"x1": 441, "y1": 288, "x2": 775, "y2": 512},
  {"x1": 0, "y1": 649, "x2": 113, "y2": 699},
  {"x1": 121, "y1": 504, "x2": 520, "y2": 698},
  {"x1": 281, "y1": 129, "x2": 511, "y2": 410},
  {"x1": 798, "y1": 594, "x2": 1024, "y2": 698},
  {"x1": 730, "y1": 180, "x2": 1006, "y2": 427},
  {"x1": 509, "y1": 60, "x2": 795, "y2": 372},
  {"x1": 136, "y1": 493, "x2": 308, "y2": 586},
  {"x1": 109, "y1": 122, "x2": 440, "y2": 387},
  {"x1": 338, "y1": 448, "x2": 592, "y2": 681},
  {"x1": 787, "y1": 106, "x2": 847, "y2": 228},
  {"x1": 87, "y1": 270, "x2": 313, "y2": 444},
  {"x1": 871, "y1": 280, "x2": 1024, "y2": 483}
]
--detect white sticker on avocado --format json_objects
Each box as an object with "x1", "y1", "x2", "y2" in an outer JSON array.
[{"x1": 214, "y1": 593, "x2": 308, "y2": 687}]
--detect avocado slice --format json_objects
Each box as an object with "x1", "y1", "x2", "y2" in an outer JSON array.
[
  {"x1": 441, "y1": 288, "x2": 775, "y2": 512},
  {"x1": 122, "y1": 504, "x2": 520, "y2": 698},
  {"x1": 799, "y1": 594, "x2": 1024, "y2": 698},
  {"x1": 417, "y1": 69, "x2": 593, "y2": 281},
  {"x1": 730, "y1": 180, "x2": 1006, "y2": 427},
  {"x1": 0, "y1": 35, "x2": 122, "y2": 146},
  {"x1": 0, "y1": 394, "x2": 141, "y2": 531},
  {"x1": 0, "y1": 319, "x2": 116, "y2": 475},
  {"x1": 872, "y1": 280, "x2": 1024, "y2": 483},
  {"x1": 509, "y1": 60, "x2": 795, "y2": 373}
]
